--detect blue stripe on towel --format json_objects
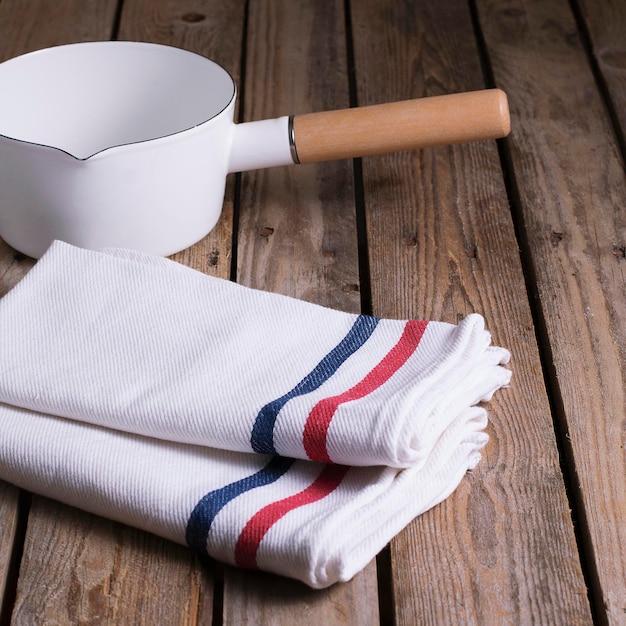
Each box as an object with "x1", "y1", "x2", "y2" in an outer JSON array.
[
  {"x1": 186, "y1": 456, "x2": 295, "y2": 553},
  {"x1": 250, "y1": 314, "x2": 380, "y2": 455}
]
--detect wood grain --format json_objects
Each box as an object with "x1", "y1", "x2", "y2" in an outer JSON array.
[
  {"x1": 294, "y1": 90, "x2": 510, "y2": 163},
  {"x1": 351, "y1": 0, "x2": 592, "y2": 623},
  {"x1": 0, "y1": 482, "x2": 20, "y2": 618},
  {"x1": 235, "y1": 0, "x2": 361, "y2": 312},
  {"x1": 223, "y1": 0, "x2": 378, "y2": 623},
  {"x1": 11, "y1": 498, "x2": 213, "y2": 625},
  {"x1": 224, "y1": 567, "x2": 379, "y2": 626},
  {"x1": 577, "y1": 0, "x2": 626, "y2": 141},
  {"x1": 476, "y1": 0, "x2": 626, "y2": 623},
  {"x1": 0, "y1": 0, "x2": 118, "y2": 62}
]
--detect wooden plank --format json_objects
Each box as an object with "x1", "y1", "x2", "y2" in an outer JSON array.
[
  {"x1": 224, "y1": 569, "x2": 379, "y2": 626},
  {"x1": 11, "y1": 498, "x2": 213, "y2": 625},
  {"x1": 0, "y1": 482, "x2": 20, "y2": 617},
  {"x1": 234, "y1": 0, "x2": 362, "y2": 311},
  {"x1": 577, "y1": 0, "x2": 626, "y2": 141},
  {"x1": 350, "y1": 0, "x2": 592, "y2": 623},
  {"x1": 475, "y1": 0, "x2": 626, "y2": 623},
  {"x1": 0, "y1": 0, "x2": 118, "y2": 62},
  {"x1": 2, "y1": 1, "x2": 245, "y2": 623},
  {"x1": 223, "y1": 0, "x2": 379, "y2": 623}
]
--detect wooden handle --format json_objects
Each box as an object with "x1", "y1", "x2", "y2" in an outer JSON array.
[{"x1": 292, "y1": 89, "x2": 510, "y2": 164}]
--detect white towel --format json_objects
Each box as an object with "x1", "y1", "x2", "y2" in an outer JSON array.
[{"x1": 0, "y1": 241, "x2": 511, "y2": 588}]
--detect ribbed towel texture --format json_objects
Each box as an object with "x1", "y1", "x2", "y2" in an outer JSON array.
[{"x1": 0, "y1": 241, "x2": 511, "y2": 588}]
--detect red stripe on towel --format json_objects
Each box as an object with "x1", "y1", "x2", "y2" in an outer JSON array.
[
  {"x1": 234, "y1": 464, "x2": 349, "y2": 570},
  {"x1": 303, "y1": 319, "x2": 428, "y2": 463}
]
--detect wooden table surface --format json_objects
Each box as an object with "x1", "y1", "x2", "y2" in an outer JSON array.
[{"x1": 0, "y1": 1, "x2": 624, "y2": 624}]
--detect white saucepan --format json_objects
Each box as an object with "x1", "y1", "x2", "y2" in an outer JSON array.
[{"x1": 0, "y1": 41, "x2": 510, "y2": 258}]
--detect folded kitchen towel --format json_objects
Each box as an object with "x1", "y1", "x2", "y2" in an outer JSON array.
[
  {"x1": 0, "y1": 401, "x2": 489, "y2": 588},
  {"x1": 0, "y1": 240, "x2": 511, "y2": 587},
  {"x1": 0, "y1": 241, "x2": 510, "y2": 468}
]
